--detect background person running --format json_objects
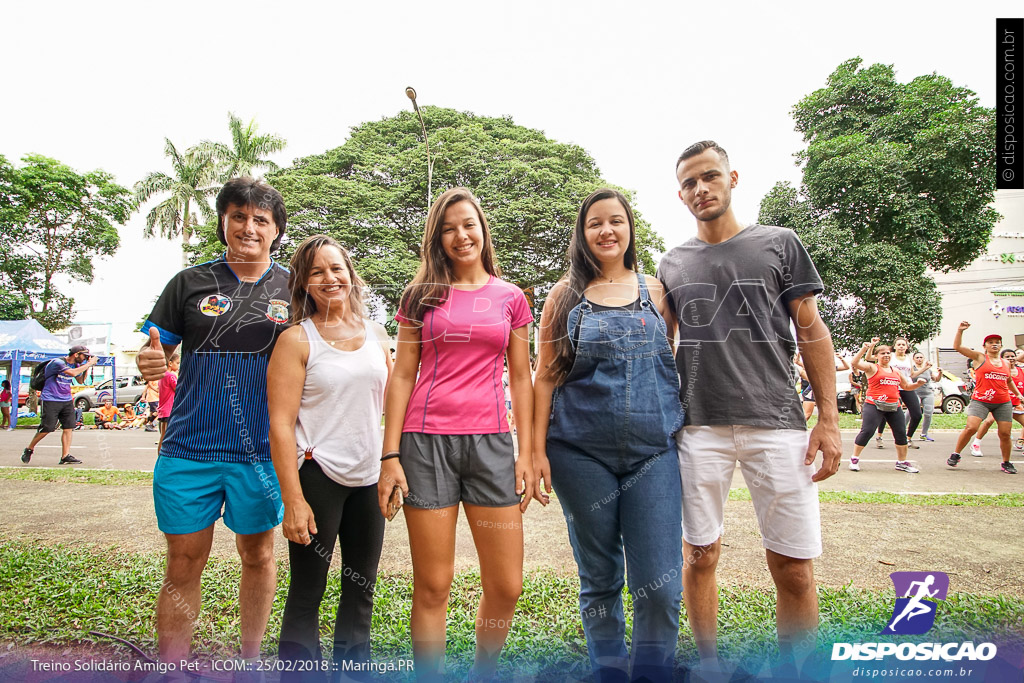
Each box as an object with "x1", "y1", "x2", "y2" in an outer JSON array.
[
  {"x1": 910, "y1": 352, "x2": 941, "y2": 442},
  {"x1": 269, "y1": 236, "x2": 392, "y2": 677},
  {"x1": 946, "y1": 323, "x2": 1024, "y2": 474},
  {"x1": 378, "y1": 187, "x2": 534, "y2": 682},
  {"x1": 533, "y1": 189, "x2": 684, "y2": 682},
  {"x1": 848, "y1": 339, "x2": 926, "y2": 473},
  {"x1": 21, "y1": 346, "x2": 96, "y2": 465},
  {"x1": 966, "y1": 349, "x2": 1024, "y2": 457}
]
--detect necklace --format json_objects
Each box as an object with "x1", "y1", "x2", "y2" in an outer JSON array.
[
  {"x1": 314, "y1": 316, "x2": 359, "y2": 347},
  {"x1": 603, "y1": 271, "x2": 633, "y2": 283}
]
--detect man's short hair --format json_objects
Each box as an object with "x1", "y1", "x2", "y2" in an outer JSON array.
[
  {"x1": 676, "y1": 140, "x2": 730, "y2": 172},
  {"x1": 215, "y1": 177, "x2": 287, "y2": 253}
]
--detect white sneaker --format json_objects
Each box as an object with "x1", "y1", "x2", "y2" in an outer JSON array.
[
  {"x1": 849, "y1": 457, "x2": 860, "y2": 471},
  {"x1": 876, "y1": 436, "x2": 884, "y2": 449},
  {"x1": 896, "y1": 461, "x2": 920, "y2": 473},
  {"x1": 970, "y1": 443, "x2": 983, "y2": 457}
]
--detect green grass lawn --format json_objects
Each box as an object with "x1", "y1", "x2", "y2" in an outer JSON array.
[
  {"x1": 4, "y1": 468, "x2": 1023, "y2": 508},
  {"x1": 12, "y1": 413, "x2": 96, "y2": 427},
  {"x1": 1, "y1": 541, "x2": 1021, "y2": 678},
  {"x1": 810, "y1": 413, "x2": 970, "y2": 430}
]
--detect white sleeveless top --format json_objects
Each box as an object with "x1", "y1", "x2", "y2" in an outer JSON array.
[
  {"x1": 890, "y1": 353, "x2": 914, "y2": 382},
  {"x1": 295, "y1": 318, "x2": 387, "y2": 487}
]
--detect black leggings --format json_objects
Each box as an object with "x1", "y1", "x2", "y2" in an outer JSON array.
[
  {"x1": 278, "y1": 459, "x2": 385, "y2": 681},
  {"x1": 876, "y1": 390, "x2": 922, "y2": 438},
  {"x1": 859, "y1": 403, "x2": 908, "y2": 446}
]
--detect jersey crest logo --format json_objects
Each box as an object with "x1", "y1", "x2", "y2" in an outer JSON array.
[
  {"x1": 266, "y1": 299, "x2": 289, "y2": 324},
  {"x1": 199, "y1": 294, "x2": 232, "y2": 317}
]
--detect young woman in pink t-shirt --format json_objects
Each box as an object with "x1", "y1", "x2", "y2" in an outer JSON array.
[{"x1": 378, "y1": 187, "x2": 535, "y2": 681}]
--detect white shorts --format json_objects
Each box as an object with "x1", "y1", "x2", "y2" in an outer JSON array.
[{"x1": 676, "y1": 425, "x2": 822, "y2": 559}]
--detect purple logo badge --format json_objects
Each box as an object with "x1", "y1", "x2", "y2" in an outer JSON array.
[{"x1": 882, "y1": 571, "x2": 949, "y2": 635}]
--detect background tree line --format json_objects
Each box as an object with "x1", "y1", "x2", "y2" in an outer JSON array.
[
  {"x1": 758, "y1": 58, "x2": 997, "y2": 350},
  {"x1": 2, "y1": 61, "x2": 999, "y2": 342}
]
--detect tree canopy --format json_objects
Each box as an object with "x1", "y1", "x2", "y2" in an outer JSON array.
[
  {"x1": 0, "y1": 154, "x2": 133, "y2": 330},
  {"x1": 759, "y1": 58, "x2": 997, "y2": 349},
  {"x1": 133, "y1": 138, "x2": 217, "y2": 265},
  {"x1": 196, "y1": 112, "x2": 287, "y2": 181},
  {"x1": 135, "y1": 114, "x2": 287, "y2": 265},
  {"x1": 196, "y1": 107, "x2": 663, "y2": 312}
]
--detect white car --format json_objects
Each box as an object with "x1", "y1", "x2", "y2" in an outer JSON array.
[
  {"x1": 937, "y1": 371, "x2": 971, "y2": 414},
  {"x1": 73, "y1": 375, "x2": 147, "y2": 410}
]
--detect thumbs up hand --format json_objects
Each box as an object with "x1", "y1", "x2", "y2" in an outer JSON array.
[{"x1": 138, "y1": 327, "x2": 169, "y2": 382}]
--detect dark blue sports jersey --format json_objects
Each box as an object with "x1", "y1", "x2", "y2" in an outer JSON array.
[{"x1": 141, "y1": 255, "x2": 291, "y2": 463}]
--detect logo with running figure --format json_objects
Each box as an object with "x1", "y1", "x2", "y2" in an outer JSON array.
[{"x1": 882, "y1": 571, "x2": 949, "y2": 635}]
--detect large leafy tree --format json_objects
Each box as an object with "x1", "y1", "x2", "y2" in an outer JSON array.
[
  {"x1": 0, "y1": 154, "x2": 132, "y2": 331},
  {"x1": 0, "y1": 289, "x2": 30, "y2": 320},
  {"x1": 133, "y1": 139, "x2": 218, "y2": 265},
  {"x1": 759, "y1": 58, "x2": 997, "y2": 349},
  {"x1": 192, "y1": 107, "x2": 663, "y2": 311},
  {"x1": 197, "y1": 112, "x2": 287, "y2": 180}
]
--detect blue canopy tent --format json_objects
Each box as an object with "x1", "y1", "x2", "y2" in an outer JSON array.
[{"x1": 0, "y1": 319, "x2": 115, "y2": 428}]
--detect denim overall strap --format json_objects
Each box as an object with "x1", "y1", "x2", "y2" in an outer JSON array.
[
  {"x1": 548, "y1": 274, "x2": 684, "y2": 464},
  {"x1": 636, "y1": 271, "x2": 652, "y2": 305},
  {"x1": 567, "y1": 298, "x2": 592, "y2": 354}
]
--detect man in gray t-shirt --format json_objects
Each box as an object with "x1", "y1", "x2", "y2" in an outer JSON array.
[
  {"x1": 657, "y1": 141, "x2": 841, "y2": 675},
  {"x1": 659, "y1": 222, "x2": 823, "y2": 429}
]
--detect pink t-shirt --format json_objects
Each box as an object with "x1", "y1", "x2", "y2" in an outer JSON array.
[
  {"x1": 157, "y1": 371, "x2": 178, "y2": 419},
  {"x1": 396, "y1": 276, "x2": 532, "y2": 434}
]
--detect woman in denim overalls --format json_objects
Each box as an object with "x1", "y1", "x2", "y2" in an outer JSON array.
[{"x1": 533, "y1": 189, "x2": 685, "y2": 682}]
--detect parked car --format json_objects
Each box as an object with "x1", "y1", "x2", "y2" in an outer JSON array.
[
  {"x1": 73, "y1": 375, "x2": 147, "y2": 410},
  {"x1": 937, "y1": 371, "x2": 971, "y2": 414},
  {"x1": 828, "y1": 369, "x2": 860, "y2": 414}
]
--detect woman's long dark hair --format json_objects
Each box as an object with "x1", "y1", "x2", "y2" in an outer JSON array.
[
  {"x1": 539, "y1": 188, "x2": 637, "y2": 385},
  {"x1": 399, "y1": 187, "x2": 501, "y2": 324}
]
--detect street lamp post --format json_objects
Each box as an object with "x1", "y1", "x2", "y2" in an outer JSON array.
[{"x1": 405, "y1": 86, "x2": 434, "y2": 207}]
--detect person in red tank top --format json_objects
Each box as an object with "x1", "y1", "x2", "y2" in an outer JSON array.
[
  {"x1": 968, "y1": 349, "x2": 1024, "y2": 456},
  {"x1": 947, "y1": 323, "x2": 1024, "y2": 474},
  {"x1": 848, "y1": 339, "x2": 926, "y2": 472}
]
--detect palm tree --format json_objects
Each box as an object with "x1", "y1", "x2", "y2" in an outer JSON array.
[
  {"x1": 198, "y1": 112, "x2": 287, "y2": 180},
  {"x1": 133, "y1": 139, "x2": 218, "y2": 265}
]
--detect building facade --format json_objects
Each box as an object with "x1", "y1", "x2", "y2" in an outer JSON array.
[{"x1": 931, "y1": 189, "x2": 1024, "y2": 374}]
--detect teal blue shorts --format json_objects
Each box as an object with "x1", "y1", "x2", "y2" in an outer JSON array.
[{"x1": 153, "y1": 456, "x2": 284, "y2": 535}]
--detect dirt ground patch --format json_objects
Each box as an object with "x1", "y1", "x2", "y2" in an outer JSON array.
[{"x1": 2, "y1": 479, "x2": 1022, "y2": 596}]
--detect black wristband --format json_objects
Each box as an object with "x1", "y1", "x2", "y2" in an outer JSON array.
[{"x1": 380, "y1": 452, "x2": 401, "y2": 462}]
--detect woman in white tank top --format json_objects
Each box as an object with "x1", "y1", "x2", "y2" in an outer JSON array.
[{"x1": 268, "y1": 236, "x2": 393, "y2": 676}]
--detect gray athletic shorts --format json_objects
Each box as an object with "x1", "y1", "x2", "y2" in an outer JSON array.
[
  {"x1": 967, "y1": 399, "x2": 1013, "y2": 422},
  {"x1": 399, "y1": 432, "x2": 519, "y2": 509}
]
